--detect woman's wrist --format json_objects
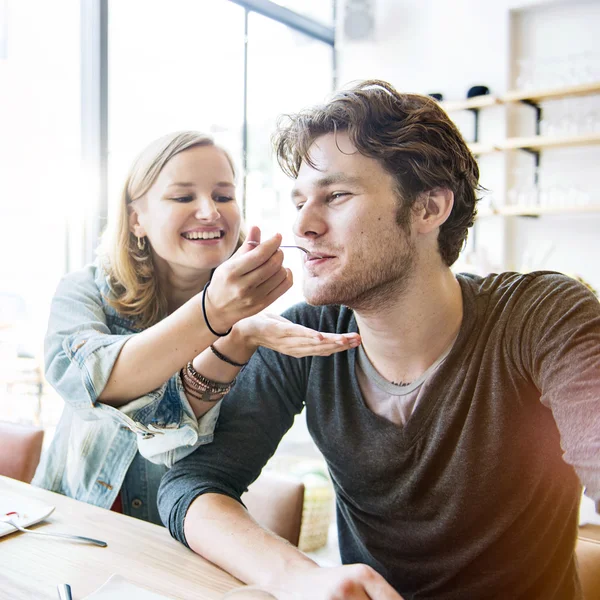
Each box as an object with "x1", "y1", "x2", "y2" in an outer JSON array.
[
  {"x1": 189, "y1": 324, "x2": 255, "y2": 375},
  {"x1": 215, "y1": 319, "x2": 259, "y2": 363},
  {"x1": 201, "y1": 281, "x2": 233, "y2": 337}
]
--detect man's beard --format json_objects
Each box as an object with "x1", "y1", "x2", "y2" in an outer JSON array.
[{"x1": 303, "y1": 234, "x2": 417, "y2": 312}]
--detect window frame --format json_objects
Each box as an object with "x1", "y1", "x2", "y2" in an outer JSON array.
[{"x1": 81, "y1": 0, "x2": 335, "y2": 263}]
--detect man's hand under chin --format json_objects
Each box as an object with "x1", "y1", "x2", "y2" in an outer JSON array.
[{"x1": 263, "y1": 563, "x2": 404, "y2": 600}]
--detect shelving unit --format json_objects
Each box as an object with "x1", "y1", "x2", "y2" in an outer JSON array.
[
  {"x1": 467, "y1": 142, "x2": 497, "y2": 155},
  {"x1": 443, "y1": 82, "x2": 600, "y2": 112},
  {"x1": 501, "y1": 81, "x2": 600, "y2": 104},
  {"x1": 443, "y1": 81, "x2": 600, "y2": 216},
  {"x1": 498, "y1": 204, "x2": 600, "y2": 216},
  {"x1": 497, "y1": 132, "x2": 600, "y2": 151},
  {"x1": 441, "y1": 95, "x2": 499, "y2": 112},
  {"x1": 441, "y1": 96, "x2": 499, "y2": 147},
  {"x1": 479, "y1": 204, "x2": 600, "y2": 218}
]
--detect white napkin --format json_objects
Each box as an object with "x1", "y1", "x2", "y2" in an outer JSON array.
[
  {"x1": 83, "y1": 575, "x2": 175, "y2": 600},
  {"x1": 0, "y1": 490, "x2": 55, "y2": 537}
]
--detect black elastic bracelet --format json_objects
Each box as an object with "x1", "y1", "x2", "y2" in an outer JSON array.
[
  {"x1": 202, "y1": 280, "x2": 232, "y2": 337},
  {"x1": 210, "y1": 344, "x2": 248, "y2": 368}
]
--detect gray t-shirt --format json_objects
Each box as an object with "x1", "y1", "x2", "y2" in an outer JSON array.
[
  {"x1": 158, "y1": 271, "x2": 600, "y2": 600},
  {"x1": 356, "y1": 335, "x2": 455, "y2": 426}
]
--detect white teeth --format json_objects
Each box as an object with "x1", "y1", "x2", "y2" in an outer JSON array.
[{"x1": 183, "y1": 231, "x2": 222, "y2": 240}]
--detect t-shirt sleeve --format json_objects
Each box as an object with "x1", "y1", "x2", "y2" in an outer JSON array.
[
  {"x1": 157, "y1": 336, "x2": 308, "y2": 547},
  {"x1": 507, "y1": 273, "x2": 600, "y2": 503}
]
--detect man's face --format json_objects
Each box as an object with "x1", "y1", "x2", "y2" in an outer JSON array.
[{"x1": 292, "y1": 131, "x2": 416, "y2": 309}]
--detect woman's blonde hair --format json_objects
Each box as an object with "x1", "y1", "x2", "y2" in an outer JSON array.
[{"x1": 98, "y1": 131, "x2": 245, "y2": 329}]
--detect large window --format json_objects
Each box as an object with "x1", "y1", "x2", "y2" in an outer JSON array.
[
  {"x1": 108, "y1": 0, "x2": 246, "y2": 215},
  {"x1": 0, "y1": 0, "x2": 335, "y2": 426},
  {"x1": 271, "y1": 0, "x2": 334, "y2": 25},
  {"x1": 0, "y1": 1, "x2": 81, "y2": 306},
  {"x1": 246, "y1": 11, "x2": 334, "y2": 311},
  {"x1": 109, "y1": 0, "x2": 334, "y2": 311},
  {"x1": 0, "y1": 0, "x2": 81, "y2": 424}
]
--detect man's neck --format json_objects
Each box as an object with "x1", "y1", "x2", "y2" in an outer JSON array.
[{"x1": 354, "y1": 266, "x2": 463, "y2": 386}]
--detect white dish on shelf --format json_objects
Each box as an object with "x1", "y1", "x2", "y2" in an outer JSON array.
[{"x1": 0, "y1": 491, "x2": 55, "y2": 537}]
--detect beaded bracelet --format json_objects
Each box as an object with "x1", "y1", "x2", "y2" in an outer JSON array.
[
  {"x1": 183, "y1": 385, "x2": 219, "y2": 403},
  {"x1": 182, "y1": 376, "x2": 228, "y2": 403},
  {"x1": 181, "y1": 362, "x2": 235, "y2": 403},
  {"x1": 184, "y1": 385, "x2": 223, "y2": 403},
  {"x1": 183, "y1": 361, "x2": 235, "y2": 393},
  {"x1": 210, "y1": 344, "x2": 249, "y2": 368},
  {"x1": 202, "y1": 280, "x2": 232, "y2": 337}
]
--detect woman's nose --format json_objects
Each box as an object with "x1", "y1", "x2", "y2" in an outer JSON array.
[{"x1": 194, "y1": 198, "x2": 220, "y2": 221}]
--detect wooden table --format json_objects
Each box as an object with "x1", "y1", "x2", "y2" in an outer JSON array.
[{"x1": 0, "y1": 476, "x2": 242, "y2": 599}]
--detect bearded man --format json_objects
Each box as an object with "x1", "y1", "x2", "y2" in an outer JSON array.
[{"x1": 158, "y1": 80, "x2": 600, "y2": 600}]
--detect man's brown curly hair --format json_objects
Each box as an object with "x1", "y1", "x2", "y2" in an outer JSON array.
[{"x1": 273, "y1": 79, "x2": 481, "y2": 266}]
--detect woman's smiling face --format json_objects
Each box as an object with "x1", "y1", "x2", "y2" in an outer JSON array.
[{"x1": 129, "y1": 144, "x2": 241, "y2": 278}]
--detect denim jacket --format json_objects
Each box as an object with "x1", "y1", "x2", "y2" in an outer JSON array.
[{"x1": 32, "y1": 263, "x2": 220, "y2": 524}]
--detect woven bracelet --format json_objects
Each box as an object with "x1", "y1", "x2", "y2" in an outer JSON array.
[
  {"x1": 210, "y1": 344, "x2": 248, "y2": 368},
  {"x1": 202, "y1": 280, "x2": 232, "y2": 337}
]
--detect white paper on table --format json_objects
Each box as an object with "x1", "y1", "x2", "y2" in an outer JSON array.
[
  {"x1": 83, "y1": 574, "x2": 176, "y2": 600},
  {"x1": 0, "y1": 490, "x2": 55, "y2": 537}
]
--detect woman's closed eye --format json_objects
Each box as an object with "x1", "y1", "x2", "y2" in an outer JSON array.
[
  {"x1": 170, "y1": 195, "x2": 194, "y2": 203},
  {"x1": 214, "y1": 194, "x2": 235, "y2": 203}
]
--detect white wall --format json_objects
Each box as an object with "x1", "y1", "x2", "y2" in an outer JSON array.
[{"x1": 336, "y1": 0, "x2": 600, "y2": 289}]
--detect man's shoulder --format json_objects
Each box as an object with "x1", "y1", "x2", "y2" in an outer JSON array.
[
  {"x1": 458, "y1": 270, "x2": 580, "y2": 299},
  {"x1": 281, "y1": 302, "x2": 356, "y2": 333},
  {"x1": 458, "y1": 270, "x2": 598, "y2": 324}
]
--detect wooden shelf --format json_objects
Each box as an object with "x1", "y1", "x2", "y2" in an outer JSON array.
[
  {"x1": 475, "y1": 204, "x2": 600, "y2": 218},
  {"x1": 442, "y1": 81, "x2": 600, "y2": 113},
  {"x1": 441, "y1": 95, "x2": 499, "y2": 112},
  {"x1": 497, "y1": 132, "x2": 600, "y2": 151},
  {"x1": 496, "y1": 204, "x2": 600, "y2": 216},
  {"x1": 468, "y1": 142, "x2": 498, "y2": 155},
  {"x1": 502, "y1": 81, "x2": 600, "y2": 104}
]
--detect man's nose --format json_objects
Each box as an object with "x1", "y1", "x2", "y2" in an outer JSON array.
[
  {"x1": 194, "y1": 198, "x2": 220, "y2": 221},
  {"x1": 292, "y1": 200, "x2": 325, "y2": 240}
]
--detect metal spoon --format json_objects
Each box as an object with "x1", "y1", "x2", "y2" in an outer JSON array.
[
  {"x1": 247, "y1": 240, "x2": 323, "y2": 260},
  {"x1": 1, "y1": 515, "x2": 107, "y2": 547}
]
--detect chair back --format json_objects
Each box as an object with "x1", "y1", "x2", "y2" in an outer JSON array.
[
  {"x1": 577, "y1": 525, "x2": 600, "y2": 600},
  {"x1": 0, "y1": 421, "x2": 44, "y2": 482},
  {"x1": 242, "y1": 472, "x2": 305, "y2": 546}
]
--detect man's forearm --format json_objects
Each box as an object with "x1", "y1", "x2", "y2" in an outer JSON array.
[{"x1": 184, "y1": 493, "x2": 318, "y2": 589}]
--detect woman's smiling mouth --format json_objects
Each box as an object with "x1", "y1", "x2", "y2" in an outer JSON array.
[{"x1": 181, "y1": 229, "x2": 224, "y2": 241}]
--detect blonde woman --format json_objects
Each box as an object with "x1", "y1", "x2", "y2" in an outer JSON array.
[{"x1": 33, "y1": 132, "x2": 360, "y2": 524}]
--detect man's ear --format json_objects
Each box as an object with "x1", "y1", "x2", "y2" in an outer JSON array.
[
  {"x1": 128, "y1": 203, "x2": 146, "y2": 238},
  {"x1": 413, "y1": 188, "x2": 454, "y2": 235}
]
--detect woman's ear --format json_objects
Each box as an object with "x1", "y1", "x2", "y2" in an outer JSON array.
[
  {"x1": 128, "y1": 204, "x2": 146, "y2": 238},
  {"x1": 414, "y1": 188, "x2": 454, "y2": 234}
]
